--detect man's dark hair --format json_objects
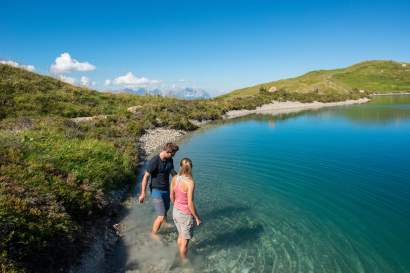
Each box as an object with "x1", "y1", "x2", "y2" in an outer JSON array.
[{"x1": 163, "y1": 142, "x2": 179, "y2": 153}]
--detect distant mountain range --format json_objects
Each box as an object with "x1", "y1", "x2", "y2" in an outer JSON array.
[{"x1": 116, "y1": 87, "x2": 210, "y2": 100}]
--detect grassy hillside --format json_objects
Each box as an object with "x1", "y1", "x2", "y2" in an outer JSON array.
[
  {"x1": 1, "y1": 64, "x2": 277, "y2": 272},
  {"x1": 0, "y1": 63, "x2": 180, "y2": 119},
  {"x1": 0, "y1": 60, "x2": 406, "y2": 272},
  {"x1": 0, "y1": 65, "x2": 218, "y2": 272},
  {"x1": 222, "y1": 60, "x2": 410, "y2": 99}
]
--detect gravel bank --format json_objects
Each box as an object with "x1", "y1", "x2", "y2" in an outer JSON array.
[
  {"x1": 223, "y1": 98, "x2": 370, "y2": 119},
  {"x1": 139, "y1": 128, "x2": 187, "y2": 156}
]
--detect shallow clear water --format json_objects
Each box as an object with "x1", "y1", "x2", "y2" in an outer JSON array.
[
  {"x1": 107, "y1": 95, "x2": 410, "y2": 273},
  {"x1": 169, "y1": 95, "x2": 410, "y2": 273}
]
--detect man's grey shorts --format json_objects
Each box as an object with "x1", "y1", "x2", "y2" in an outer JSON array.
[{"x1": 172, "y1": 208, "x2": 194, "y2": 239}]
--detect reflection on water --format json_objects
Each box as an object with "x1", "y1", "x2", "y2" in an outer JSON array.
[
  {"x1": 108, "y1": 95, "x2": 410, "y2": 273},
  {"x1": 230, "y1": 94, "x2": 410, "y2": 126},
  {"x1": 314, "y1": 94, "x2": 410, "y2": 125}
]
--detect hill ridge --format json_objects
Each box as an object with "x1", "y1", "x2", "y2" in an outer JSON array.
[{"x1": 222, "y1": 60, "x2": 410, "y2": 99}]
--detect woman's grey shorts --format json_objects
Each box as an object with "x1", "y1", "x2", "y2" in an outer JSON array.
[{"x1": 173, "y1": 208, "x2": 194, "y2": 239}]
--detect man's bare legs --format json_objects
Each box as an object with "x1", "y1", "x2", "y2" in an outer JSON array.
[{"x1": 151, "y1": 215, "x2": 165, "y2": 238}]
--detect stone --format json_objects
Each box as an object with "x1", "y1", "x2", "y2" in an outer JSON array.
[
  {"x1": 269, "y1": 86, "x2": 278, "y2": 92},
  {"x1": 71, "y1": 115, "x2": 107, "y2": 123},
  {"x1": 127, "y1": 105, "x2": 143, "y2": 114}
]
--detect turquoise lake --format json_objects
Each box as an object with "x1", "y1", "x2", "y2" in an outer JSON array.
[
  {"x1": 170, "y1": 95, "x2": 410, "y2": 273},
  {"x1": 109, "y1": 95, "x2": 410, "y2": 273}
]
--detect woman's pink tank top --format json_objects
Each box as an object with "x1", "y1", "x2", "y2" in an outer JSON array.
[{"x1": 174, "y1": 175, "x2": 192, "y2": 215}]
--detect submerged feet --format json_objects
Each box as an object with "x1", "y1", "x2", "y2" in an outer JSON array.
[
  {"x1": 113, "y1": 223, "x2": 124, "y2": 236},
  {"x1": 162, "y1": 222, "x2": 174, "y2": 230},
  {"x1": 150, "y1": 231, "x2": 161, "y2": 241}
]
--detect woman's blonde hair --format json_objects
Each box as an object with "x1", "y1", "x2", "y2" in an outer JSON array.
[{"x1": 179, "y1": 158, "x2": 193, "y2": 177}]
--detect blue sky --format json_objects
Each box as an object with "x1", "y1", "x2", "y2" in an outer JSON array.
[{"x1": 1, "y1": 0, "x2": 410, "y2": 96}]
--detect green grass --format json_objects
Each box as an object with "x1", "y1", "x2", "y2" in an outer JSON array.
[
  {"x1": 221, "y1": 60, "x2": 410, "y2": 99},
  {"x1": 0, "y1": 120, "x2": 135, "y2": 272},
  {"x1": 1, "y1": 59, "x2": 409, "y2": 272},
  {"x1": 0, "y1": 65, "x2": 228, "y2": 272}
]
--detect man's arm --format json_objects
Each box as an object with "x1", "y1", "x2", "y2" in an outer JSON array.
[
  {"x1": 139, "y1": 156, "x2": 157, "y2": 203},
  {"x1": 138, "y1": 171, "x2": 150, "y2": 203},
  {"x1": 170, "y1": 160, "x2": 177, "y2": 177}
]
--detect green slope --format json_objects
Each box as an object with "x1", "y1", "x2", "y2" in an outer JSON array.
[
  {"x1": 0, "y1": 63, "x2": 171, "y2": 119},
  {"x1": 222, "y1": 60, "x2": 410, "y2": 99},
  {"x1": 0, "y1": 66, "x2": 202, "y2": 272},
  {"x1": 0, "y1": 63, "x2": 226, "y2": 124},
  {"x1": 1, "y1": 60, "x2": 409, "y2": 272}
]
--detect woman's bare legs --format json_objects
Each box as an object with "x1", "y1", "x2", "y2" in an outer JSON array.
[{"x1": 177, "y1": 235, "x2": 190, "y2": 259}]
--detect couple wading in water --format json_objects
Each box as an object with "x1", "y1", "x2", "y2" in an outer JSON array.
[{"x1": 138, "y1": 142, "x2": 201, "y2": 260}]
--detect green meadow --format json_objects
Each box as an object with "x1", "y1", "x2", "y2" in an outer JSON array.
[
  {"x1": 1, "y1": 60, "x2": 409, "y2": 272},
  {"x1": 223, "y1": 60, "x2": 410, "y2": 99}
]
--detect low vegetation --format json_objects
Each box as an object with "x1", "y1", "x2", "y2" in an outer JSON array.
[
  {"x1": 222, "y1": 60, "x2": 410, "y2": 99},
  {"x1": 1, "y1": 60, "x2": 408, "y2": 272}
]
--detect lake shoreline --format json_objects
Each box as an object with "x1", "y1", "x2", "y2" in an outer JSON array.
[
  {"x1": 69, "y1": 97, "x2": 372, "y2": 272},
  {"x1": 136, "y1": 99, "x2": 371, "y2": 154},
  {"x1": 371, "y1": 92, "x2": 410, "y2": 96},
  {"x1": 223, "y1": 98, "x2": 370, "y2": 119}
]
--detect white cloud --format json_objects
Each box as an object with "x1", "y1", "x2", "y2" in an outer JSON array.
[
  {"x1": 80, "y1": 76, "x2": 90, "y2": 86},
  {"x1": 107, "y1": 72, "x2": 160, "y2": 87},
  {"x1": 50, "y1": 52, "x2": 95, "y2": 74},
  {"x1": 0, "y1": 60, "x2": 35, "y2": 71},
  {"x1": 58, "y1": 75, "x2": 76, "y2": 85}
]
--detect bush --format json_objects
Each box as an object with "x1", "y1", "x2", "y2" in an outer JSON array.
[{"x1": 0, "y1": 125, "x2": 135, "y2": 272}]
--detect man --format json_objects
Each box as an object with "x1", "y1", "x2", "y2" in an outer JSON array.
[{"x1": 138, "y1": 142, "x2": 179, "y2": 236}]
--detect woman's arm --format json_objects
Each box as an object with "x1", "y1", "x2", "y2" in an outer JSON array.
[
  {"x1": 170, "y1": 176, "x2": 176, "y2": 203},
  {"x1": 187, "y1": 180, "x2": 201, "y2": 225}
]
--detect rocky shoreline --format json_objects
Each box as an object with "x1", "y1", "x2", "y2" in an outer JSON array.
[
  {"x1": 223, "y1": 98, "x2": 370, "y2": 119},
  {"x1": 139, "y1": 128, "x2": 187, "y2": 156},
  {"x1": 371, "y1": 92, "x2": 410, "y2": 96},
  {"x1": 137, "y1": 99, "x2": 371, "y2": 158}
]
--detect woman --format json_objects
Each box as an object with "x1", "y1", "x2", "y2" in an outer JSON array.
[{"x1": 170, "y1": 158, "x2": 201, "y2": 259}]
